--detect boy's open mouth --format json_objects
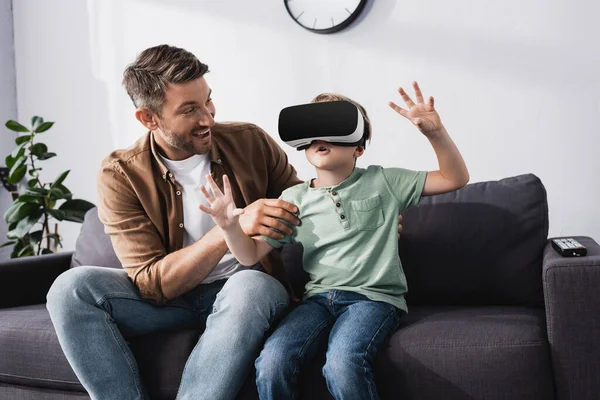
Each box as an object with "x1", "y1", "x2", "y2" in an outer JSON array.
[{"x1": 315, "y1": 143, "x2": 330, "y2": 154}]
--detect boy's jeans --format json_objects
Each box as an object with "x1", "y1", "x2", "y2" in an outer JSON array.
[
  {"x1": 46, "y1": 266, "x2": 289, "y2": 400},
  {"x1": 255, "y1": 290, "x2": 401, "y2": 400}
]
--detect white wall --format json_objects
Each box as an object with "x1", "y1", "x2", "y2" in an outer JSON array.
[
  {"x1": 10, "y1": 0, "x2": 600, "y2": 253},
  {"x1": 0, "y1": 0, "x2": 17, "y2": 260}
]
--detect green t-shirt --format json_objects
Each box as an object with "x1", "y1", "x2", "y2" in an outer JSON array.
[{"x1": 262, "y1": 165, "x2": 427, "y2": 312}]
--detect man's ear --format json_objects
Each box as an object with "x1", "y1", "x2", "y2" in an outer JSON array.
[{"x1": 135, "y1": 108, "x2": 159, "y2": 131}]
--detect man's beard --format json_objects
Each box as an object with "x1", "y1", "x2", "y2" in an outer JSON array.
[{"x1": 159, "y1": 122, "x2": 207, "y2": 156}]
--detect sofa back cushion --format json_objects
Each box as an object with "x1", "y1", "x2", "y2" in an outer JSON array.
[
  {"x1": 71, "y1": 208, "x2": 122, "y2": 269},
  {"x1": 399, "y1": 173, "x2": 548, "y2": 307}
]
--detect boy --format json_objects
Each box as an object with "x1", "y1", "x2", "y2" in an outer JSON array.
[{"x1": 199, "y1": 82, "x2": 469, "y2": 399}]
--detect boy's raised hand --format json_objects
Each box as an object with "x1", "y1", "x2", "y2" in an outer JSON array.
[
  {"x1": 199, "y1": 174, "x2": 245, "y2": 229},
  {"x1": 389, "y1": 81, "x2": 444, "y2": 138}
]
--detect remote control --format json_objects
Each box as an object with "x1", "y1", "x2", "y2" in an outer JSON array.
[{"x1": 551, "y1": 238, "x2": 587, "y2": 257}]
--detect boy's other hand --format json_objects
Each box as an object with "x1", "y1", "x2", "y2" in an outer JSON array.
[
  {"x1": 239, "y1": 198, "x2": 300, "y2": 240},
  {"x1": 389, "y1": 81, "x2": 444, "y2": 138},
  {"x1": 398, "y1": 214, "x2": 404, "y2": 239},
  {"x1": 199, "y1": 174, "x2": 245, "y2": 229}
]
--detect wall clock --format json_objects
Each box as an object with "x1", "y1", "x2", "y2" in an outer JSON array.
[{"x1": 284, "y1": 0, "x2": 368, "y2": 34}]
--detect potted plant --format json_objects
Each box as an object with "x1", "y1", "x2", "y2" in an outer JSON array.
[{"x1": 1, "y1": 117, "x2": 95, "y2": 258}]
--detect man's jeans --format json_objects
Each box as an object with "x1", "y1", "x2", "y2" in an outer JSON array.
[
  {"x1": 46, "y1": 266, "x2": 289, "y2": 400},
  {"x1": 255, "y1": 290, "x2": 401, "y2": 400}
]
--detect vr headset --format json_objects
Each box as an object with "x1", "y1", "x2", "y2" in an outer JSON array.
[{"x1": 278, "y1": 101, "x2": 369, "y2": 151}]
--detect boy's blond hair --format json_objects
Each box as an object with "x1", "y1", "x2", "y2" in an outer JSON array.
[{"x1": 311, "y1": 93, "x2": 372, "y2": 146}]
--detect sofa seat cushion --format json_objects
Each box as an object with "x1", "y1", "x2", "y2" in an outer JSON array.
[
  {"x1": 0, "y1": 304, "x2": 83, "y2": 392},
  {"x1": 375, "y1": 306, "x2": 555, "y2": 400},
  {"x1": 0, "y1": 304, "x2": 202, "y2": 398}
]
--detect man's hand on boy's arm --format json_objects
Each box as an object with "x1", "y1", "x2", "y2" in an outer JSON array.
[
  {"x1": 389, "y1": 81, "x2": 470, "y2": 197},
  {"x1": 239, "y1": 198, "x2": 299, "y2": 240}
]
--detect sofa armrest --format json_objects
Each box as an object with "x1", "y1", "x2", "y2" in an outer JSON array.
[
  {"x1": 543, "y1": 236, "x2": 600, "y2": 400},
  {"x1": 0, "y1": 251, "x2": 73, "y2": 309}
]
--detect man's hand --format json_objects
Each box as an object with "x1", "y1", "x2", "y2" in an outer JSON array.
[
  {"x1": 389, "y1": 81, "x2": 444, "y2": 139},
  {"x1": 199, "y1": 175, "x2": 244, "y2": 229},
  {"x1": 239, "y1": 198, "x2": 300, "y2": 240}
]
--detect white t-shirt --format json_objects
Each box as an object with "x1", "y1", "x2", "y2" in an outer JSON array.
[{"x1": 159, "y1": 153, "x2": 244, "y2": 283}]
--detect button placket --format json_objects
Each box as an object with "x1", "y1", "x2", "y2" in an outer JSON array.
[{"x1": 329, "y1": 189, "x2": 348, "y2": 226}]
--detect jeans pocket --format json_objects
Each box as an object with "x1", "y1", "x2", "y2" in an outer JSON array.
[{"x1": 350, "y1": 195, "x2": 384, "y2": 231}]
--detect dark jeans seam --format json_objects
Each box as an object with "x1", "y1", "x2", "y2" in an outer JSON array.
[
  {"x1": 361, "y1": 307, "x2": 398, "y2": 400},
  {"x1": 290, "y1": 316, "x2": 335, "y2": 400},
  {"x1": 96, "y1": 293, "x2": 202, "y2": 316},
  {"x1": 103, "y1": 308, "x2": 145, "y2": 398}
]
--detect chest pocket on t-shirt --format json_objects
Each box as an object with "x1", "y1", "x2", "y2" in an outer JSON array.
[{"x1": 350, "y1": 195, "x2": 384, "y2": 231}]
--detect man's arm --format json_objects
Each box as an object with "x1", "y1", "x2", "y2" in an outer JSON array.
[
  {"x1": 98, "y1": 162, "x2": 299, "y2": 302},
  {"x1": 98, "y1": 162, "x2": 232, "y2": 301},
  {"x1": 389, "y1": 81, "x2": 469, "y2": 196}
]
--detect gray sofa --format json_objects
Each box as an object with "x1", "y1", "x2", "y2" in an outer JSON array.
[{"x1": 1, "y1": 173, "x2": 599, "y2": 400}]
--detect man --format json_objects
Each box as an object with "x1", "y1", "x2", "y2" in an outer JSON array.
[{"x1": 46, "y1": 44, "x2": 403, "y2": 399}]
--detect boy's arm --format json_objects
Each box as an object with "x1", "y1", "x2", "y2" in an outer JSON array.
[
  {"x1": 199, "y1": 174, "x2": 275, "y2": 266},
  {"x1": 389, "y1": 81, "x2": 469, "y2": 196},
  {"x1": 421, "y1": 126, "x2": 469, "y2": 196},
  {"x1": 220, "y1": 222, "x2": 275, "y2": 267}
]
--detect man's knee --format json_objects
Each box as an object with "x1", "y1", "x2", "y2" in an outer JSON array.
[
  {"x1": 218, "y1": 270, "x2": 289, "y2": 318},
  {"x1": 46, "y1": 266, "x2": 128, "y2": 316}
]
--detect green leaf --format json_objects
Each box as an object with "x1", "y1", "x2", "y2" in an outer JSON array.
[
  {"x1": 37, "y1": 152, "x2": 57, "y2": 160},
  {"x1": 15, "y1": 194, "x2": 40, "y2": 203},
  {"x1": 11, "y1": 142, "x2": 28, "y2": 159},
  {"x1": 17, "y1": 244, "x2": 35, "y2": 258},
  {"x1": 5, "y1": 154, "x2": 16, "y2": 169},
  {"x1": 58, "y1": 199, "x2": 95, "y2": 223},
  {"x1": 56, "y1": 184, "x2": 72, "y2": 200},
  {"x1": 47, "y1": 209, "x2": 66, "y2": 221},
  {"x1": 27, "y1": 179, "x2": 39, "y2": 189},
  {"x1": 35, "y1": 121, "x2": 54, "y2": 133},
  {"x1": 51, "y1": 170, "x2": 70, "y2": 189},
  {"x1": 13, "y1": 209, "x2": 43, "y2": 238},
  {"x1": 4, "y1": 202, "x2": 42, "y2": 224},
  {"x1": 29, "y1": 230, "x2": 43, "y2": 245},
  {"x1": 8, "y1": 154, "x2": 26, "y2": 177},
  {"x1": 10, "y1": 239, "x2": 24, "y2": 258},
  {"x1": 31, "y1": 143, "x2": 48, "y2": 157},
  {"x1": 49, "y1": 186, "x2": 71, "y2": 201},
  {"x1": 8, "y1": 164, "x2": 27, "y2": 185},
  {"x1": 0, "y1": 241, "x2": 16, "y2": 248},
  {"x1": 31, "y1": 116, "x2": 43, "y2": 130},
  {"x1": 15, "y1": 135, "x2": 32, "y2": 145},
  {"x1": 23, "y1": 187, "x2": 49, "y2": 197},
  {"x1": 41, "y1": 248, "x2": 54, "y2": 255},
  {"x1": 28, "y1": 168, "x2": 42, "y2": 177},
  {"x1": 5, "y1": 120, "x2": 30, "y2": 133}
]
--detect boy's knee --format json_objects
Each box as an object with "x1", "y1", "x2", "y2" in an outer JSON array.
[
  {"x1": 323, "y1": 350, "x2": 361, "y2": 385},
  {"x1": 255, "y1": 344, "x2": 293, "y2": 383}
]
